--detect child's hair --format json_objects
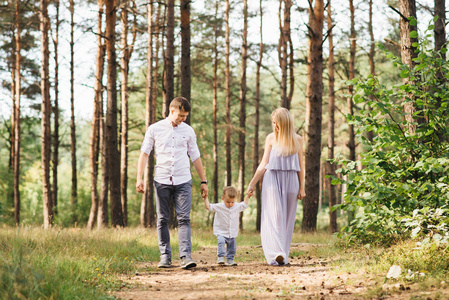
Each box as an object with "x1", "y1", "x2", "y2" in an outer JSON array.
[
  {"x1": 271, "y1": 107, "x2": 300, "y2": 156},
  {"x1": 222, "y1": 186, "x2": 237, "y2": 198},
  {"x1": 169, "y1": 97, "x2": 191, "y2": 112}
]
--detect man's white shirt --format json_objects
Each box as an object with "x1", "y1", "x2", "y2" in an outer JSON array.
[
  {"x1": 208, "y1": 202, "x2": 248, "y2": 238},
  {"x1": 140, "y1": 118, "x2": 201, "y2": 185}
]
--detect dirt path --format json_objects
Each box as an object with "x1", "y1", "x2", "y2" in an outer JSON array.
[{"x1": 114, "y1": 243, "x2": 377, "y2": 299}]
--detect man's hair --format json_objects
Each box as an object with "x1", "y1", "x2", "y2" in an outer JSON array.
[
  {"x1": 169, "y1": 97, "x2": 191, "y2": 112},
  {"x1": 222, "y1": 186, "x2": 237, "y2": 198}
]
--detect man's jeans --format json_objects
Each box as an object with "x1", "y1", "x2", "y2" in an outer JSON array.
[
  {"x1": 217, "y1": 235, "x2": 236, "y2": 260},
  {"x1": 155, "y1": 180, "x2": 192, "y2": 260}
]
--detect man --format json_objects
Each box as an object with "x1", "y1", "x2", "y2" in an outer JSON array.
[{"x1": 136, "y1": 97, "x2": 208, "y2": 269}]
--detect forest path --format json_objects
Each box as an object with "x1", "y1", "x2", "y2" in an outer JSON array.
[{"x1": 114, "y1": 243, "x2": 376, "y2": 299}]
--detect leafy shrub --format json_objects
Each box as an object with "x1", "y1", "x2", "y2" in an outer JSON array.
[{"x1": 333, "y1": 20, "x2": 449, "y2": 245}]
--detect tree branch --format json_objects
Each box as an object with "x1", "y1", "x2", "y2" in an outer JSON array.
[{"x1": 388, "y1": 5, "x2": 408, "y2": 22}]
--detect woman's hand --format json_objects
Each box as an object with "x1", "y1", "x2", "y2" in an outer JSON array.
[
  {"x1": 246, "y1": 185, "x2": 254, "y2": 195},
  {"x1": 298, "y1": 188, "x2": 306, "y2": 201}
]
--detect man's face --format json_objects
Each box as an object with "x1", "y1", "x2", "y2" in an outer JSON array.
[
  {"x1": 170, "y1": 108, "x2": 189, "y2": 126},
  {"x1": 223, "y1": 195, "x2": 236, "y2": 208}
]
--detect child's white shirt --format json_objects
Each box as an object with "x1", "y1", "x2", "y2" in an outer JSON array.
[{"x1": 208, "y1": 202, "x2": 248, "y2": 238}]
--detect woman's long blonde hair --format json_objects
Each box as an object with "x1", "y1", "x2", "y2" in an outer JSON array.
[{"x1": 271, "y1": 108, "x2": 300, "y2": 156}]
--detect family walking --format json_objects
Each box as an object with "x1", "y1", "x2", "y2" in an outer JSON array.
[{"x1": 136, "y1": 97, "x2": 305, "y2": 268}]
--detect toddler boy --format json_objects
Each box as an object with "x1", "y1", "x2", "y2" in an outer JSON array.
[{"x1": 204, "y1": 186, "x2": 252, "y2": 266}]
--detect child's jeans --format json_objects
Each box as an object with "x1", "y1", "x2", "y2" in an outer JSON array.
[{"x1": 217, "y1": 235, "x2": 236, "y2": 260}]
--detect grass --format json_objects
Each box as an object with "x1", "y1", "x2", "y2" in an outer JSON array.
[{"x1": 1, "y1": 225, "x2": 448, "y2": 299}]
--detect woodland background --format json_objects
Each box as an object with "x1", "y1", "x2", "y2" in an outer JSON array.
[{"x1": 0, "y1": 0, "x2": 447, "y2": 237}]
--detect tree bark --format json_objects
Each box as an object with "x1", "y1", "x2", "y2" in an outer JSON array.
[
  {"x1": 143, "y1": 1, "x2": 160, "y2": 228},
  {"x1": 225, "y1": 0, "x2": 232, "y2": 186},
  {"x1": 14, "y1": 0, "x2": 21, "y2": 225},
  {"x1": 181, "y1": 0, "x2": 191, "y2": 123},
  {"x1": 40, "y1": 0, "x2": 52, "y2": 229},
  {"x1": 142, "y1": 0, "x2": 154, "y2": 228},
  {"x1": 398, "y1": 0, "x2": 418, "y2": 134},
  {"x1": 69, "y1": 0, "x2": 77, "y2": 224},
  {"x1": 327, "y1": 0, "x2": 337, "y2": 233},
  {"x1": 238, "y1": 0, "x2": 248, "y2": 231},
  {"x1": 434, "y1": 0, "x2": 446, "y2": 58},
  {"x1": 105, "y1": 0, "x2": 124, "y2": 227},
  {"x1": 255, "y1": 0, "x2": 263, "y2": 232},
  {"x1": 347, "y1": 0, "x2": 356, "y2": 224},
  {"x1": 367, "y1": 0, "x2": 375, "y2": 142},
  {"x1": 120, "y1": 0, "x2": 137, "y2": 227},
  {"x1": 302, "y1": 0, "x2": 324, "y2": 233},
  {"x1": 347, "y1": 0, "x2": 356, "y2": 163},
  {"x1": 163, "y1": 0, "x2": 174, "y2": 117},
  {"x1": 52, "y1": 0, "x2": 60, "y2": 215},
  {"x1": 212, "y1": 1, "x2": 219, "y2": 205},
  {"x1": 279, "y1": 0, "x2": 293, "y2": 109},
  {"x1": 98, "y1": 86, "x2": 109, "y2": 228},
  {"x1": 87, "y1": 0, "x2": 105, "y2": 230}
]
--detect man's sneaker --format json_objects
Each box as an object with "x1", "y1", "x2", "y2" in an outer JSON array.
[
  {"x1": 180, "y1": 256, "x2": 197, "y2": 269},
  {"x1": 158, "y1": 257, "x2": 171, "y2": 268},
  {"x1": 225, "y1": 259, "x2": 237, "y2": 266},
  {"x1": 217, "y1": 257, "x2": 225, "y2": 264},
  {"x1": 275, "y1": 255, "x2": 285, "y2": 266}
]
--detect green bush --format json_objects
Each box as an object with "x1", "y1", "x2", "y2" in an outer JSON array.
[{"x1": 333, "y1": 20, "x2": 449, "y2": 245}]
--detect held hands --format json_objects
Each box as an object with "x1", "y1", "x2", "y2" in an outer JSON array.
[{"x1": 201, "y1": 183, "x2": 209, "y2": 199}]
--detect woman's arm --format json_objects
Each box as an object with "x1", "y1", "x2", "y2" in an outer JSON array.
[
  {"x1": 297, "y1": 135, "x2": 306, "y2": 200},
  {"x1": 247, "y1": 134, "x2": 273, "y2": 193}
]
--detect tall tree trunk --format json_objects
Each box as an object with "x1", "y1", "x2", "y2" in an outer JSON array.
[
  {"x1": 238, "y1": 0, "x2": 248, "y2": 231},
  {"x1": 105, "y1": 0, "x2": 124, "y2": 227},
  {"x1": 255, "y1": 0, "x2": 263, "y2": 232},
  {"x1": 142, "y1": 0, "x2": 154, "y2": 228},
  {"x1": 434, "y1": 0, "x2": 446, "y2": 58},
  {"x1": 143, "y1": 1, "x2": 160, "y2": 228},
  {"x1": 225, "y1": 0, "x2": 232, "y2": 186},
  {"x1": 120, "y1": 0, "x2": 137, "y2": 227},
  {"x1": 367, "y1": 0, "x2": 375, "y2": 142},
  {"x1": 69, "y1": 0, "x2": 77, "y2": 224},
  {"x1": 52, "y1": 0, "x2": 60, "y2": 215},
  {"x1": 98, "y1": 89, "x2": 109, "y2": 228},
  {"x1": 347, "y1": 0, "x2": 356, "y2": 224},
  {"x1": 347, "y1": 0, "x2": 356, "y2": 162},
  {"x1": 398, "y1": 0, "x2": 418, "y2": 134},
  {"x1": 327, "y1": 0, "x2": 337, "y2": 233},
  {"x1": 87, "y1": 0, "x2": 105, "y2": 230},
  {"x1": 163, "y1": 0, "x2": 174, "y2": 117},
  {"x1": 279, "y1": 0, "x2": 293, "y2": 109},
  {"x1": 302, "y1": 0, "x2": 324, "y2": 233},
  {"x1": 212, "y1": 1, "x2": 219, "y2": 205},
  {"x1": 10, "y1": 13, "x2": 16, "y2": 175},
  {"x1": 181, "y1": 0, "x2": 191, "y2": 123},
  {"x1": 40, "y1": 0, "x2": 52, "y2": 229},
  {"x1": 14, "y1": 0, "x2": 21, "y2": 225}
]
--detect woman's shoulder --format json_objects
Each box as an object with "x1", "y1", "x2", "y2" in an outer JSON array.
[{"x1": 295, "y1": 134, "x2": 303, "y2": 142}]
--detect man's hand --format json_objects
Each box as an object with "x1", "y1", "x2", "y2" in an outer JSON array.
[
  {"x1": 136, "y1": 179, "x2": 145, "y2": 194},
  {"x1": 201, "y1": 183, "x2": 208, "y2": 199}
]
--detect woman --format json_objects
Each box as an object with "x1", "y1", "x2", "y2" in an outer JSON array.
[{"x1": 247, "y1": 108, "x2": 305, "y2": 266}]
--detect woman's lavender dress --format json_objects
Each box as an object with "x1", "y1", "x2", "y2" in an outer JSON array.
[{"x1": 261, "y1": 147, "x2": 300, "y2": 265}]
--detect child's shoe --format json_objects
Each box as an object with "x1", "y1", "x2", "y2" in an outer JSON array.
[
  {"x1": 217, "y1": 257, "x2": 225, "y2": 264},
  {"x1": 225, "y1": 259, "x2": 237, "y2": 266}
]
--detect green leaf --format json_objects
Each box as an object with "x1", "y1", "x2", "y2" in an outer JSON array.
[
  {"x1": 410, "y1": 31, "x2": 418, "y2": 38},
  {"x1": 409, "y1": 18, "x2": 417, "y2": 26},
  {"x1": 400, "y1": 69, "x2": 409, "y2": 78}
]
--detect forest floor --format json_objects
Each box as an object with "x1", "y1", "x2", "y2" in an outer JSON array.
[{"x1": 113, "y1": 243, "x2": 448, "y2": 300}]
